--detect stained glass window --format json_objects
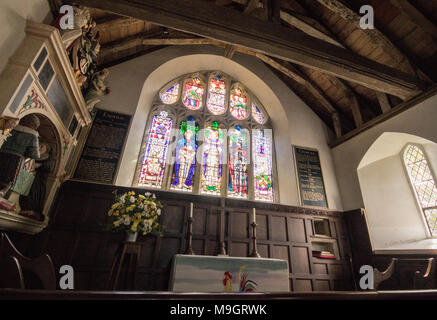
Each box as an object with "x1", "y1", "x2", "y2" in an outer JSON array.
[
  {"x1": 404, "y1": 145, "x2": 437, "y2": 236},
  {"x1": 207, "y1": 74, "x2": 227, "y2": 115},
  {"x1": 252, "y1": 101, "x2": 267, "y2": 124},
  {"x1": 171, "y1": 116, "x2": 199, "y2": 192},
  {"x1": 230, "y1": 84, "x2": 248, "y2": 120},
  {"x1": 137, "y1": 71, "x2": 276, "y2": 202},
  {"x1": 160, "y1": 82, "x2": 180, "y2": 104},
  {"x1": 253, "y1": 129, "x2": 274, "y2": 202},
  {"x1": 228, "y1": 126, "x2": 249, "y2": 199},
  {"x1": 138, "y1": 111, "x2": 173, "y2": 188},
  {"x1": 183, "y1": 76, "x2": 205, "y2": 110},
  {"x1": 201, "y1": 121, "x2": 224, "y2": 195}
]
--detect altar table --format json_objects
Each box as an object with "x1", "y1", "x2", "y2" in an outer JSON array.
[{"x1": 169, "y1": 254, "x2": 290, "y2": 293}]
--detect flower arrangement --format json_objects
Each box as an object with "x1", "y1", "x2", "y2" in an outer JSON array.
[{"x1": 107, "y1": 191, "x2": 163, "y2": 236}]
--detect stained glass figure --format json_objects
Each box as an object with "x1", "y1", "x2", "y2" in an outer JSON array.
[
  {"x1": 230, "y1": 84, "x2": 248, "y2": 120},
  {"x1": 252, "y1": 102, "x2": 267, "y2": 124},
  {"x1": 171, "y1": 116, "x2": 199, "y2": 191},
  {"x1": 160, "y1": 82, "x2": 180, "y2": 104},
  {"x1": 138, "y1": 111, "x2": 173, "y2": 187},
  {"x1": 183, "y1": 76, "x2": 205, "y2": 110},
  {"x1": 207, "y1": 74, "x2": 227, "y2": 115},
  {"x1": 253, "y1": 129, "x2": 274, "y2": 201},
  {"x1": 405, "y1": 145, "x2": 437, "y2": 236},
  {"x1": 228, "y1": 126, "x2": 249, "y2": 199},
  {"x1": 201, "y1": 121, "x2": 224, "y2": 195}
]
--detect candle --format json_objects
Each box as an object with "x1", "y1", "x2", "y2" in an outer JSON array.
[
  {"x1": 190, "y1": 202, "x2": 194, "y2": 218},
  {"x1": 252, "y1": 208, "x2": 256, "y2": 223}
]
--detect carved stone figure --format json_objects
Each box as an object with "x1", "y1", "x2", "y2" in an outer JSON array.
[
  {"x1": 84, "y1": 68, "x2": 110, "y2": 111},
  {"x1": 0, "y1": 115, "x2": 40, "y2": 212}
]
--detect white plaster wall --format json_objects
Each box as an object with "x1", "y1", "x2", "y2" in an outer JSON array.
[
  {"x1": 0, "y1": 0, "x2": 52, "y2": 73},
  {"x1": 332, "y1": 93, "x2": 437, "y2": 211},
  {"x1": 358, "y1": 155, "x2": 429, "y2": 249},
  {"x1": 98, "y1": 45, "x2": 342, "y2": 209}
]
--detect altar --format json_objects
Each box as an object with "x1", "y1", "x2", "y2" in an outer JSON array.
[{"x1": 169, "y1": 254, "x2": 290, "y2": 293}]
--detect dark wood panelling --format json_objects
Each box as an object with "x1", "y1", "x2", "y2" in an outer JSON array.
[{"x1": 5, "y1": 181, "x2": 354, "y2": 292}]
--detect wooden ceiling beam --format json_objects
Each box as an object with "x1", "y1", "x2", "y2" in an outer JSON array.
[
  {"x1": 315, "y1": 0, "x2": 419, "y2": 79},
  {"x1": 390, "y1": 0, "x2": 437, "y2": 43},
  {"x1": 280, "y1": 10, "x2": 344, "y2": 48},
  {"x1": 66, "y1": 0, "x2": 424, "y2": 100},
  {"x1": 376, "y1": 92, "x2": 392, "y2": 114}
]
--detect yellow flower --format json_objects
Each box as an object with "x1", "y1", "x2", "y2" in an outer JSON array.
[
  {"x1": 114, "y1": 221, "x2": 120, "y2": 227},
  {"x1": 139, "y1": 195, "x2": 145, "y2": 199},
  {"x1": 111, "y1": 203, "x2": 120, "y2": 210},
  {"x1": 108, "y1": 209, "x2": 113, "y2": 216},
  {"x1": 114, "y1": 210, "x2": 120, "y2": 216}
]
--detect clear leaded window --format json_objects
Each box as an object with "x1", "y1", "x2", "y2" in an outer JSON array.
[
  {"x1": 404, "y1": 144, "x2": 437, "y2": 236},
  {"x1": 134, "y1": 71, "x2": 275, "y2": 202}
]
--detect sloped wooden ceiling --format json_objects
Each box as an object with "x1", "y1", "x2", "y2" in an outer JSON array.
[{"x1": 50, "y1": 0, "x2": 437, "y2": 144}]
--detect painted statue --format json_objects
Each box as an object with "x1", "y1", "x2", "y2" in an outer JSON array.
[
  {"x1": 0, "y1": 114, "x2": 41, "y2": 212},
  {"x1": 84, "y1": 68, "x2": 110, "y2": 111},
  {"x1": 172, "y1": 117, "x2": 198, "y2": 190},
  {"x1": 19, "y1": 142, "x2": 54, "y2": 221}
]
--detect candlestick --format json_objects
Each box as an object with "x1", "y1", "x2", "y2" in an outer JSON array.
[
  {"x1": 185, "y1": 203, "x2": 195, "y2": 255},
  {"x1": 252, "y1": 208, "x2": 256, "y2": 223},
  {"x1": 249, "y1": 215, "x2": 261, "y2": 258}
]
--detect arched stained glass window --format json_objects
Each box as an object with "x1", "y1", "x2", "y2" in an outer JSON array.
[
  {"x1": 252, "y1": 101, "x2": 267, "y2": 124},
  {"x1": 201, "y1": 121, "x2": 224, "y2": 195},
  {"x1": 138, "y1": 111, "x2": 173, "y2": 187},
  {"x1": 183, "y1": 75, "x2": 205, "y2": 110},
  {"x1": 404, "y1": 144, "x2": 437, "y2": 236},
  {"x1": 253, "y1": 129, "x2": 274, "y2": 202},
  {"x1": 160, "y1": 82, "x2": 180, "y2": 104},
  {"x1": 135, "y1": 71, "x2": 276, "y2": 202},
  {"x1": 230, "y1": 84, "x2": 249, "y2": 120},
  {"x1": 228, "y1": 126, "x2": 249, "y2": 199},
  {"x1": 171, "y1": 116, "x2": 199, "y2": 192},
  {"x1": 207, "y1": 73, "x2": 227, "y2": 115}
]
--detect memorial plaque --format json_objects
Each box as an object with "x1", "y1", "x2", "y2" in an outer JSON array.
[
  {"x1": 294, "y1": 147, "x2": 328, "y2": 208},
  {"x1": 74, "y1": 109, "x2": 130, "y2": 183}
]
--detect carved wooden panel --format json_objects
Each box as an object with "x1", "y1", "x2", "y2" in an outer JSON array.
[{"x1": 5, "y1": 181, "x2": 354, "y2": 292}]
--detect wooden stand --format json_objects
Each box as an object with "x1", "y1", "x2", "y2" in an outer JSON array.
[
  {"x1": 249, "y1": 222, "x2": 261, "y2": 258},
  {"x1": 184, "y1": 217, "x2": 195, "y2": 255},
  {"x1": 106, "y1": 241, "x2": 144, "y2": 290}
]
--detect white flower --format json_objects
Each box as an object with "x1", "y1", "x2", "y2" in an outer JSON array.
[
  {"x1": 157, "y1": 209, "x2": 161, "y2": 216},
  {"x1": 152, "y1": 194, "x2": 156, "y2": 199},
  {"x1": 124, "y1": 217, "x2": 131, "y2": 225},
  {"x1": 130, "y1": 196, "x2": 135, "y2": 203},
  {"x1": 145, "y1": 192, "x2": 152, "y2": 197},
  {"x1": 138, "y1": 203, "x2": 144, "y2": 209},
  {"x1": 119, "y1": 195, "x2": 126, "y2": 204}
]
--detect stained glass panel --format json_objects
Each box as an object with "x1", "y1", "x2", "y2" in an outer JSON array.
[
  {"x1": 252, "y1": 102, "x2": 267, "y2": 124},
  {"x1": 228, "y1": 126, "x2": 249, "y2": 199},
  {"x1": 405, "y1": 145, "x2": 437, "y2": 236},
  {"x1": 183, "y1": 76, "x2": 205, "y2": 110},
  {"x1": 138, "y1": 111, "x2": 173, "y2": 188},
  {"x1": 171, "y1": 116, "x2": 199, "y2": 192},
  {"x1": 207, "y1": 74, "x2": 227, "y2": 115},
  {"x1": 253, "y1": 129, "x2": 274, "y2": 201},
  {"x1": 160, "y1": 83, "x2": 180, "y2": 104},
  {"x1": 230, "y1": 84, "x2": 248, "y2": 120},
  {"x1": 201, "y1": 121, "x2": 224, "y2": 195}
]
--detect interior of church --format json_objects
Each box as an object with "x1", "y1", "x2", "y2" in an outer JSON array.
[{"x1": 0, "y1": 0, "x2": 437, "y2": 301}]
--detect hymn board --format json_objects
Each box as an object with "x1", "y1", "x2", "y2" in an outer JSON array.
[
  {"x1": 294, "y1": 147, "x2": 328, "y2": 208},
  {"x1": 74, "y1": 109, "x2": 131, "y2": 184}
]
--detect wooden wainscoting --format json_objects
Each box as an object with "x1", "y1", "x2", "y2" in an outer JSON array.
[{"x1": 5, "y1": 180, "x2": 354, "y2": 291}]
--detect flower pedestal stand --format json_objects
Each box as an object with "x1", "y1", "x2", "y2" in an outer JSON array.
[{"x1": 105, "y1": 239, "x2": 144, "y2": 290}]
